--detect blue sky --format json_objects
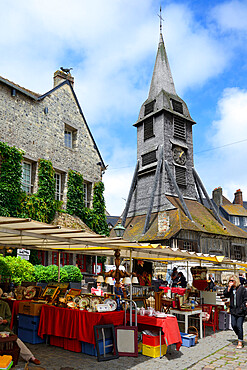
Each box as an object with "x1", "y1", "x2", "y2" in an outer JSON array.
[{"x1": 1, "y1": 0, "x2": 247, "y2": 215}]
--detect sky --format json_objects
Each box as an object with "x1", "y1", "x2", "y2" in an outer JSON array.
[{"x1": 1, "y1": 0, "x2": 247, "y2": 215}]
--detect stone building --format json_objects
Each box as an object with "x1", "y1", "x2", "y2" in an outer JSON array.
[
  {"x1": 120, "y1": 31, "x2": 247, "y2": 263},
  {"x1": 0, "y1": 69, "x2": 106, "y2": 272},
  {"x1": 213, "y1": 187, "x2": 247, "y2": 236}
]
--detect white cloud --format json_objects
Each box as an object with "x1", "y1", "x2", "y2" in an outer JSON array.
[
  {"x1": 211, "y1": 0, "x2": 247, "y2": 32},
  {"x1": 195, "y1": 87, "x2": 247, "y2": 201}
]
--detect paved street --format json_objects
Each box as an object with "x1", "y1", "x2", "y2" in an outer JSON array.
[{"x1": 13, "y1": 322, "x2": 247, "y2": 370}]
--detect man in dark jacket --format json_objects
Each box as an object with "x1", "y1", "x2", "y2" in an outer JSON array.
[{"x1": 224, "y1": 275, "x2": 247, "y2": 349}]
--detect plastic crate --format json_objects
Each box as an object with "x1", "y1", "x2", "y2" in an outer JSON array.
[
  {"x1": 142, "y1": 334, "x2": 165, "y2": 347},
  {"x1": 180, "y1": 333, "x2": 196, "y2": 347},
  {"x1": 142, "y1": 343, "x2": 167, "y2": 358},
  {"x1": 18, "y1": 314, "x2": 40, "y2": 330},
  {"x1": 83, "y1": 339, "x2": 113, "y2": 357},
  {"x1": 18, "y1": 328, "x2": 44, "y2": 344}
]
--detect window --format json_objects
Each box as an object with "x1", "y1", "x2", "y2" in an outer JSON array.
[
  {"x1": 171, "y1": 99, "x2": 183, "y2": 114},
  {"x1": 233, "y1": 245, "x2": 242, "y2": 261},
  {"x1": 22, "y1": 162, "x2": 32, "y2": 193},
  {"x1": 174, "y1": 116, "x2": 186, "y2": 140},
  {"x1": 243, "y1": 217, "x2": 247, "y2": 227},
  {"x1": 144, "y1": 117, "x2": 154, "y2": 141},
  {"x1": 175, "y1": 166, "x2": 186, "y2": 187},
  {"x1": 84, "y1": 182, "x2": 92, "y2": 208},
  {"x1": 144, "y1": 100, "x2": 155, "y2": 116},
  {"x1": 183, "y1": 241, "x2": 193, "y2": 252},
  {"x1": 54, "y1": 173, "x2": 62, "y2": 201},
  {"x1": 64, "y1": 130, "x2": 72, "y2": 148},
  {"x1": 142, "y1": 150, "x2": 157, "y2": 167},
  {"x1": 232, "y1": 216, "x2": 240, "y2": 226}
]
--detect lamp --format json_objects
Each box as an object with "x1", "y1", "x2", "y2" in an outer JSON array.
[
  {"x1": 6, "y1": 247, "x2": 13, "y2": 254},
  {"x1": 123, "y1": 276, "x2": 131, "y2": 285},
  {"x1": 113, "y1": 222, "x2": 125, "y2": 238},
  {"x1": 132, "y1": 276, "x2": 139, "y2": 284},
  {"x1": 105, "y1": 277, "x2": 114, "y2": 285},
  {"x1": 96, "y1": 275, "x2": 104, "y2": 283}
]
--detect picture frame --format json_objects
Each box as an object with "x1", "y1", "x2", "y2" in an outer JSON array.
[
  {"x1": 41, "y1": 286, "x2": 59, "y2": 301},
  {"x1": 133, "y1": 297, "x2": 147, "y2": 309},
  {"x1": 68, "y1": 288, "x2": 81, "y2": 296}
]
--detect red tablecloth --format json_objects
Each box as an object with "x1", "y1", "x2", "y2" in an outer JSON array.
[
  {"x1": 127, "y1": 313, "x2": 182, "y2": 350},
  {"x1": 38, "y1": 305, "x2": 125, "y2": 348},
  {"x1": 159, "y1": 287, "x2": 186, "y2": 295}
]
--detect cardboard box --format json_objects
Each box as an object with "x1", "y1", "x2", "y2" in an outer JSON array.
[{"x1": 18, "y1": 301, "x2": 45, "y2": 316}]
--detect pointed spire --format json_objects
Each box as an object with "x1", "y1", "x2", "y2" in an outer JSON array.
[{"x1": 148, "y1": 30, "x2": 177, "y2": 99}]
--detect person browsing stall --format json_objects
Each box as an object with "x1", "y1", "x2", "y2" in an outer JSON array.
[
  {"x1": 223, "y1": 275, "x2": 247, "y2": 349},
  {"x1": 0, "y1": 289, "x2": 41, "y2": 365}
]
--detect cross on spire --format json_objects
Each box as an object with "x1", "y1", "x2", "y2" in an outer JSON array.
[{"x1": 158, "y1": 6, "x2": 164, "y2": 34}]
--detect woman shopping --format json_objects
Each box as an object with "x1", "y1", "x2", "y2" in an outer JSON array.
[{"x1": 224, "y1": 275, "x2": 247, "y2": 349}]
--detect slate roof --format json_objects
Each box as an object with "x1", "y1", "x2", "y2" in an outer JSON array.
[
  {"x1": 221, "y1": 204, "x2": 247, "y2": 217},
  {"x1": 123, "y1": 196, "x2": 247, "y2": 243}
]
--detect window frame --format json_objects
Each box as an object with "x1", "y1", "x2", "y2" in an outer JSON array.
[
  {"x1": 22, "y1": 161, "x2": 32, "y2": 193},
  {"x1": 232, "y1": 216, "x2": 240, "y2": 226},
  {"x1": 64, "y1": 129, "x2": 73, "y2": 148},
  {"x1": 54, "y1": 172, "x2": 62, "y2": 201}
]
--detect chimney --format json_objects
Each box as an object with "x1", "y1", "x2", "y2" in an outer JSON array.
[
  {"x1": 53, "y1": 70, "x2": 74, "y2": 88},
  {"x1": 212, "y1": 187, "x2": 222, "y2": 206},
  {"x1": 233, "y1": 189, "x2": 243, "y2": 206}
]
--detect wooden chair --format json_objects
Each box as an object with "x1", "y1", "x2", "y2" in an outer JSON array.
[{"x1": 202, "y1": 305, "x2": 217, "y2": 337}]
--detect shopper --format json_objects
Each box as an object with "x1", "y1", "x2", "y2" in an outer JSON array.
[
  {"x1": 0, "y1": 289, "x2": 41, "y2": 365},
  {"x1": 171, "y1": 267, "x2": 179, "y2": 287},
  {"x1": 223, "y1": 275, "x2": 247, "y2": 349},
  {"x1": 177, "y1": 272, "x2": 187, "y2": 288}
]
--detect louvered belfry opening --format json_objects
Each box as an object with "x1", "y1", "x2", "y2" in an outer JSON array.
[
  {"x1": 171, "y1": 99, "x2": 183, "y2": 114},
  {"x1": 175, "y1": 166, "x2": 186, "y2": 187},
  {"x1": 144, "y1": 100, "x2": 155, "y2": 116},
  {"x1": 142, "y1": 150, "x2": 157, "y2": 167},
  {"x1": 174, "y1": 116, "x2": 186, "y2": 140},
  {"x1": 144, "y1": 117, "x2": 154, "y2": 141}
]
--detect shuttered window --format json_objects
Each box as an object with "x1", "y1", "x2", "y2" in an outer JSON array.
[
  {"x1": 142, "y1": 150, "x2": 157, "y2": 167},
  {"x1": 144, "y1": 117, "x2": 154, "y2": 141},
  {"x1": 175, "y1": 166, "x2": 186, "y2": 187},
  {"x1": 144, "y1": 100, "x2": 155, "y2": 116},
  {"x1": 172, "y1": 99, "x2": 183, "y2": 114},
  {"x1": 174, "y1": 116, "x2": 186, "y2": 140}
]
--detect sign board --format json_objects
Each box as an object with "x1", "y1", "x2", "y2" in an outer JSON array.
[{"x1": 17, "y1": 249, "x2": 30, "y2": 260}]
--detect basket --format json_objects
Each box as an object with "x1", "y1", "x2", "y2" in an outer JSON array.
[
  {"x1": 188, "y1": 326, "x2": 198, "y2": 344},
  {"x1": 0, "y1": 334, "x2": 20, "y2": 366}
]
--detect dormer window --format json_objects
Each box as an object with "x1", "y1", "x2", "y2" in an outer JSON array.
[
  {"x1": 174, "y1": 116, "x2": 186, "y2": 140},
  {"x1": 171, "y1": 99, "x2": 183, "y2": 114},
  {"x1": 144, "y1": 100, "x2": 155, "y2": 116},
  {"x1": 144, "y1": 117, "x2": 154, "y2": 141}
]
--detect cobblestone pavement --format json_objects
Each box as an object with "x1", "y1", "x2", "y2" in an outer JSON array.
[{"x1": 13, "y1": 322, "x2": 247, "y2": 370}]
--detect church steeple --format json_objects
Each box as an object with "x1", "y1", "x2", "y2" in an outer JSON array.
[{"x1": 148, "y1": 33, "x2": 176, "y2": 99}]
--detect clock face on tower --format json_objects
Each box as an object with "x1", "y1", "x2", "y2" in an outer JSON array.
[{"x1": 173, "y1": 146, "x2": 186, "y2": 165}]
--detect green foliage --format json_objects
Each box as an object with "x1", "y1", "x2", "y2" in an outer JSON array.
[
  {"x1": 66, "y1": 170, "x2": 84, "y2": 219},
  {"x1": 4, "y1": 256, "x2": 35, "y2": 285},
  {"x1": 92, "y1": 182, "x2": 109, "y2": 235},
  {"x1": 0, "y1": 143, "x2": 23, "y2": 216},
  {"x1": 66, "y1": 175, "x2": 109, "y2": 235},
  {"x1": 0, "y1": 257, "x2": 11, "y2": 280},
  {"x1": 34, "y1": 265, "x2": 82, "y2": 283},
  {"x1": 37, "y1": 159, "x2": 56, "y2": 222},
  {"x1": 62, "y1": 265, "x2": 83, "y2": 282},
  {"x1": 19, "y1": 194, "x2": 50, "y2": 222}
]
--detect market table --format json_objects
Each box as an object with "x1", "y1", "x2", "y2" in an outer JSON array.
[
  {"x1": 170, "y1": 308, "x2": 203, "y2": 339},
  {"x1": 127, "y1": 313, "x2": 182, "y2": 351},
  {"x1": 38, "y1": 305, "x2": 125, "y2": 352}
]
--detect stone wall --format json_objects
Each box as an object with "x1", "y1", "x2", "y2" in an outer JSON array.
[{"x1": 0, "y1": 76, "x2": 103, "y2": 206}]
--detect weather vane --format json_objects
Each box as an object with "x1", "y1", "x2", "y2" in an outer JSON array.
[{"x1": 157, "y1": 5, "x2": 164, "y2": 34}]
